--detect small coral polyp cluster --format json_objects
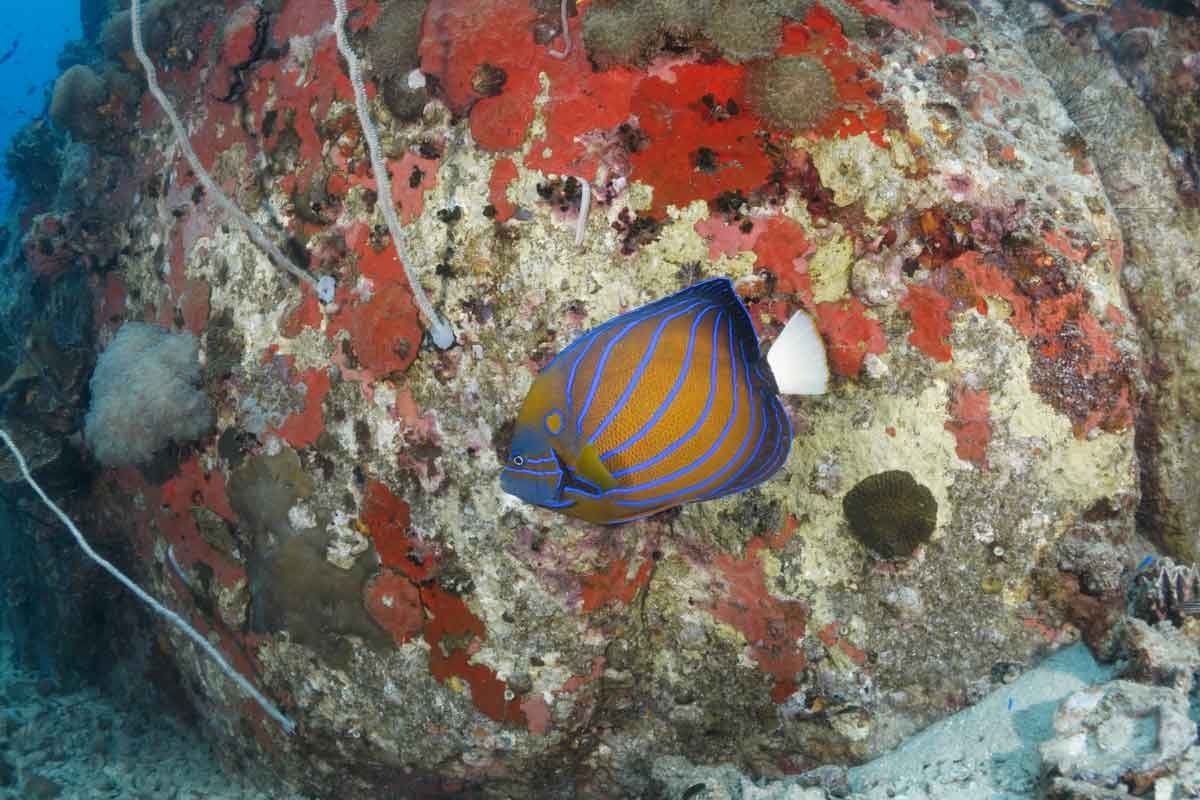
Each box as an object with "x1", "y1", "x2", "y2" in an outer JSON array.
[
  {"x1": 842, "y1": 470, "x2": 938, "y2": 559},
  {"x1": 584, "y1": 0, "x2": 865, "y2": 66},
  {"x1": 583, "y1": 0, "x2": 849, "y2": 131},
  {"x1": 748, "y1": 56, "x2": 840, "y2": 130}
]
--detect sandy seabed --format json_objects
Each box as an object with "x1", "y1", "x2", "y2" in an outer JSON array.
[{"x1": 0, "y1": 639, "x2": 309, "y2": 800}]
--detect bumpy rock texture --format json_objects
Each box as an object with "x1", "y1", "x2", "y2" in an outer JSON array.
[
  {"x1": 1040, "y1": 680, "x2": 1195, "y2": 793},
  {"x1": 6, "y1": 0, "x2": 1200, "y2": 796},
  {"x1": 1010, "y1": 0, "x2": 1200, "y2": 566}
]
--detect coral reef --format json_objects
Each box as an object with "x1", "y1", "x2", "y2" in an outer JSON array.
[
  {"x1": 8, "y1": 0, "x2": 1200, "y2": 794},
  {"x1": 3, "y1": 123, "x2": 63, "y2": 200},
  {"x1": 1013, "y1": 1, "x2": 1200, "y2": 563}
]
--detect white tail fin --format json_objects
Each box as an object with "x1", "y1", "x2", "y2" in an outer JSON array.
[{"x1": 766, "y1": 311, "x2": 829, "y2": 395}]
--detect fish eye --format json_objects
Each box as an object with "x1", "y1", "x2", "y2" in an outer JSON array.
[{"x1": 511, "y1": 455, "x2": 525, "y2": 466}]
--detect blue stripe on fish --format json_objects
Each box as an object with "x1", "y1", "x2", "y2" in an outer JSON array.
[
  {"x1": 607, "y1": 310, "x2": 724, "y2": 478},
  {"x1": 600, "y1": 306, "x2": 719, "y2": 462},
  {"x1": 500, "y1": 278, "x2": 800, "y2": 524},
  {"x1": 610, "y1": 319, "x2": 748, "y2": 504},
  {"x1": 587, "y1": 299, "x2": 709, "y2": 446}
]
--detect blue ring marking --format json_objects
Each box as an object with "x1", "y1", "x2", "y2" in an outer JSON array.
[
  {"x1": 563, "y1": 483, "x2": 605, "y2": 500},
  {"x1": 538, "y1": 497, "x2": 577, "y2": 509},
  {"x1": 611, "y1": 314, "x2": 744, "y2": 499},
  {"x1": 610, "y1": 310, "x2": 724, "y2": 479},
  {"x1": 543, "y1": 410, "x2": 564, "y2": 436},
  {"x1": 575, "y1": 294, "x2": 699, "y2": 440},
  {"x1": 587, "y1": 299, "x2": 708, "y2": 447},
  {"x1": 614, "y1": 329, "x2": 763, "y2": 507},
  {"x1": 619, "y1": 332, "x2": 760, "y2": 506},
  {"x1": 614, "y1": 316, "x2": 744, "y2": 496},
  {"x1": 502, "y1": 467, "x2": 560, "y2": 479},
  {"x1": 601, "y1": 305, "x2": 715, "y2": 462},
  {"x1": 548, "y1": 278, "x2": 750, "y2": 443},
  {"x1": 727, "y1": 390, "x2": 788, "y2": 491},
  {"x1": 572, "y1": 475, "x2": 602, "y2": 492},
  {"x1": 551, "y1": 280, "x2": 723, "y2": 365},
  {"x1": 704, "y1": 387, "x2": 774, "y2": 501},
  {"x1": 559, "y1": 287, "x2": 714, "y2": 425},
  {"x1": 749, "y1": 398, "x2": 790, "y2": 484},
  {"x1": 714, "y1": 393, "x2": 787, "y2": 499},
  {"x1": 563, "y1": 326, "x2": 600, "y2": 427}
]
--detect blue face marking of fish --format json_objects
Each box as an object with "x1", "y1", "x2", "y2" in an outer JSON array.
[{"x1": 500, "y1": 277, "x2": 829, "y2": 524}]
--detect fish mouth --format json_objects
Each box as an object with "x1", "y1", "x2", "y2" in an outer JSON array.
[
  {"x1": 499, "y1": 468, "x2": 522, "y2": 497},
  {"x1": 500, "y1": 458, "x2": 575, "y2": 510}
]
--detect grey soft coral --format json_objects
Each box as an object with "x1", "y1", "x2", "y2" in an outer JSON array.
[{"x1": 84, "y1": 322, "x2": 214, "y2": 467}]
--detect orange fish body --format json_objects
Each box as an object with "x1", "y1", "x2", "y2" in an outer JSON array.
[{"x1": 501, "y1": 278, "x2": 808, "y2": 524}]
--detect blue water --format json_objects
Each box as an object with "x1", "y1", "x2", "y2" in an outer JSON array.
[{"x1": 0, "y1": 0, "x2": 79, "y2": 213}]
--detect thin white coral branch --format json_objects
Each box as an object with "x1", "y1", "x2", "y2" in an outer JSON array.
[
  {"x1": 573, "y1": 175, "x2": 591, "y2": 247},
  {"x1": 546, "y1": 0, "x2": 572, "y2": 60},
  {"x1": 130, "y1": 0, "x2": 333, "y2": 304},
  {"x1": 331, "y1": 0, "x2": 455, "y2": 349},
  {"x1": 0, "y1": 429, "x2": 296, "y2": 735}
]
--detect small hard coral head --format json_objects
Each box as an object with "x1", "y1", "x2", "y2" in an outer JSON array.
[
  {"x1": 702, "y1": 0, "x2": 782, "y2": 63},
  {"x1": 582, "y1": 0, "x2": 664, "y2": 68},
  {"x1": 842, "y1": 470, "x2": 937, "y2": 559},
  {"x1": 748, "y1": 55, "x2": 839, "y2": 131},
  {"x1": 50, "y1": 65, "x2": 109, "y2": 142}
]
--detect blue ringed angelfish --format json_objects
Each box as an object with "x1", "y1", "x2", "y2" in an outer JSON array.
[{"x1": 500, "y1": 277, "x2": 829, "y2": 525}]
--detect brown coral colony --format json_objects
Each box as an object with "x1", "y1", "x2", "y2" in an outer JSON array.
[
  {"x1": 748, "y1": 56, "x2": 840, "y2": 131},
  {"x1": 843, "y1": 471, "x2": 938, "y2": 559}
]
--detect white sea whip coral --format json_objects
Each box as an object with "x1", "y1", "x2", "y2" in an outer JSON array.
[
  {"x1": 0, "y1": 429, "x2": 297, "y2": 735},
  {"x1": 129, "y1": 0, "x2": 334, "y2": 304},
  {"x1": 331, "y1": 0, "x2": 456, "y2": 350}
]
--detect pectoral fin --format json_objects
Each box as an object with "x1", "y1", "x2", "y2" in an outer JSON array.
[{"x1": 576, "y1": 443, "x2": 618, "y2": 491}]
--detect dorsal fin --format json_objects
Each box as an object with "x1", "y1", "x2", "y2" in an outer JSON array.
[{"x1": 550, "y1": 278, "x2": 763, "y2": 368}]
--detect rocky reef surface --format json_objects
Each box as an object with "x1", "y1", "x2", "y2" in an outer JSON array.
[
  {"x1": 0, "y1": 0, "x2": 1197, "y2": 796},
  {"x1": 655, "y1": 562, "x2": 1200, "y2": 798}
]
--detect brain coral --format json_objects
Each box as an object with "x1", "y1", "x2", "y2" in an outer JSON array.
[
  {"x1": 842, "y1": 470, "x2": 938, "y2": 559},
  {"x1": 747, "y1": 55, "x2": 840, "y2": 130}
]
